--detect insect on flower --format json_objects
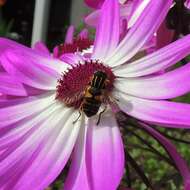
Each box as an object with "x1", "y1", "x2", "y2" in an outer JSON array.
[
  {"x1": 1, "y1": 0, "x2": 190, "y2": 190},
  {"x1": 73, "y1": 70, "x2": 110, "y2": 125}
]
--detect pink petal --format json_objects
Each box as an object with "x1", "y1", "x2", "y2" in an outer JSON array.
[
  {"x1": 64, "y1": 116, "x2": 90, "y2": 190},
  {"x1": 185, "y1": 179, "x2": 190, "y2": 189},
  {"x1": 127, "y1": 0, "x2": 150, "y2": 28},
  {"x1": 64, "y1": 111, "x2": 125, "y2": 190},
  {"x1": 185, "y1": 0, "x2": 190, "y2": 9},
  {"x1": 53, "y1": 46, "x2": 60, "y2": 58},
  {"x1": 106, "y1": 0, "x2": 172, "y2": 67},
  {"x1": 20, "y1": 85, "x2": 46, "y2": 96},
  {"x1": 120, "y1": 18, "x2": 128, "y2": 41},
  {"x1": 117, "y1": 93, "x2": 190, "y2": 128},
  {"x1": 92, "y1": 0, "x2": 120, "y2": 60},
  {"x1": 60, "y1": 53, "x2": 84, "y2": 65},
  {"x1": 78, "y1": 28, "x2": 89, "y2": 39},
  {"x1": 1, "y1": 51, "x2": 60, "y2": 90},
  {"x1": 0, "y1": 93, "x2": 55, "y2": 127},
  {"x1": 84, "y1": 0, "x2": 105, "y2": 9},
  {"x1": 142, "y1": 35, "x2": 156, "y2": 53},
  {"x1": 0, "y1": 102, "x2": 58, "y2": 150},
  {"x1": 115, "y1": 62, "x2": 190, "y2": 99},
  {"x1": 0, "y1": 38, "x2": 69, "y2": 76},
  {"x1": 140, "y1": 123, "x2": 190, "y2": 189},
  {"x1": 65, "y1": 25, "x2": 75, "y2": 44},
  {"x1": 33, "y1": 41, "x2": 50, "y2": 55},
  {"x1": 0, "y1": 73, "x2": 27, "y2": 96},
  {"x1": 84, "y1": 9, "x2": 100, "y2": 28},
  {"x1": 114, "y1": 34, "x2": 190, "y2": 77},
  {"x1": 0, "y1": 106, "x2": 81, "y2": 189},
  {"x1": 0, "y1": 65, "x2": 5, "y2": 72},
  {"x1": 85, "y1": 3, "x2": 131, "y2": 29},
  {"x1": 156, "y1": 20, "x2": 174, "y2": 49}
]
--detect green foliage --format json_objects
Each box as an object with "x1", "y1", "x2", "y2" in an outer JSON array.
[
  {"x1": 0, "y1": 19, "x2": 13, "y2": 37},
  {"x1": 122, "y1": 127, "x2": 189, "y2": 190}
]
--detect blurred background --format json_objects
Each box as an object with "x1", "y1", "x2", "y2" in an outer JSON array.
[{"x1": 0, "y1": 0, "x2": 90, "y2": 48}]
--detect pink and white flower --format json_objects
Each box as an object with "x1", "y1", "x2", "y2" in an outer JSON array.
[{"x1": 0, "y1": 0, "x2": 190, "y2": 189}]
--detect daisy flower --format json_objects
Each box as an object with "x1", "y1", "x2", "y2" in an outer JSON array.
[{"x1": 1, "y1": 0, "x2": 190, "y2": 189}]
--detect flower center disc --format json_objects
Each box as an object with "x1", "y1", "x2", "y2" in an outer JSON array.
[
  {"x1": 56, "y1": 60, "x2": 115, "y2": 108},
  {"x1": 56, "y1": 38, "x2": 93, "y2": 57}
]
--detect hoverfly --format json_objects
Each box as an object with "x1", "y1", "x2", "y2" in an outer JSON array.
[{"x1": 73, "y1": 70, "x2": 109, "y2": 125}]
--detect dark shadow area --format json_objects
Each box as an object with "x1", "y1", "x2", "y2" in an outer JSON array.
[
  {"x1": 47, "y1": 0, "x2": 71, "y2": 50},
  {"x1": 1, "y1": 0, "x2": 35, "y2": 45},
  {"x1": 1, "y1": 0, "x2": 71, "y2": 48}
]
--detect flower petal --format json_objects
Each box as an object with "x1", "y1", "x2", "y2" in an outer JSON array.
[
  {"x1": 128, "y1": 0, "x2": 150, "y2": 28},
  {"x1": 0, "y1": 101, "x2": 59, "y2": 149},
  {"x1": 0, "y1": 73, "x2": 27, "y2": 96},
  {"x1": 85, "y1": 115, "x2": 125, "y2": 189},
  {"x1": 114, "y1": 34, "x2": 190, "y2": 77},
  {"x1": 0, "y1": 65, "x2": 4, "y2": 72},
  {"x1": 60, "y1": 53, "x2": 84, "y2": 65},
  {"x1": 85, "y1": 3, "x2": 131, "y2": 29},
  {"x1": 156, "y1": 20, "x2": 174, "y2": 49},
  {"x1": 115, "y1": 62, "x2": 190, "y2": 99},
  {"x1": 65, "y1": 25, "x2": 75, "y2": 44},
  {"x1": 0, "y1": 38, "x2": 69, "y2": 76},
  {"x1": 64, "y1": 110, "x2": 125, "y2": 190},
  {"x1": 84, "y1": 0, "x2": 104, "y2": 9},
  {"x1": 116, "y1": 92, "x2": 190, "y2": 128},
  {"x1": 0, "y1": 93, "x2": 55, "y2": 127},
  {"x1": 0, "y1": 105, "x2": 81, "y2": 189},
  {"x1": 33, "y1": 41, "x2": 50, "y2": 55},
  {"x1": 84, "y1": 10, "x2": 100, "y2": 28},
  {"x1": 140, "y1": 123, "x2": 190, "y2": 189},
  {"x1": 64, "y1": 115, "x2": 90, "y2": 190},
  {"x1": 105, "y1": 0, "x2": 172, "y2": 67},
  {"x1": 78, "y1": 28, "x2": 89, "y2": 39},
  {"x1": 185, "y1": 0, "x2": 190, "y2": 9},
  {"x1": 92, "y1": 0, "x2": 120, "y2": 60},
  {"x1": 1, "y1": 50, "x2": 61, "y2": 90}
]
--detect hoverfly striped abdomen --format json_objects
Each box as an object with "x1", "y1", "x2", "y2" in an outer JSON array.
[
  {"x1": 82, "y1": 97, "x2": 101, "y2": 117},
  {"x1": 82, "y1": 71, "x2": 108, "y2": 119}
]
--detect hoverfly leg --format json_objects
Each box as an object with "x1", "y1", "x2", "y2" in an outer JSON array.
[
  {"x1": 73, "y1": 111, "x2": 82, "y2": 124},
  {"x1": 96, "y1": 106, "x2": 107, "y2": 125}
]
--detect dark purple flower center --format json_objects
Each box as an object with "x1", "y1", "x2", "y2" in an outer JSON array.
[{"x1": 56, "y1": 60, "x2": 115, "y2": 108}]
